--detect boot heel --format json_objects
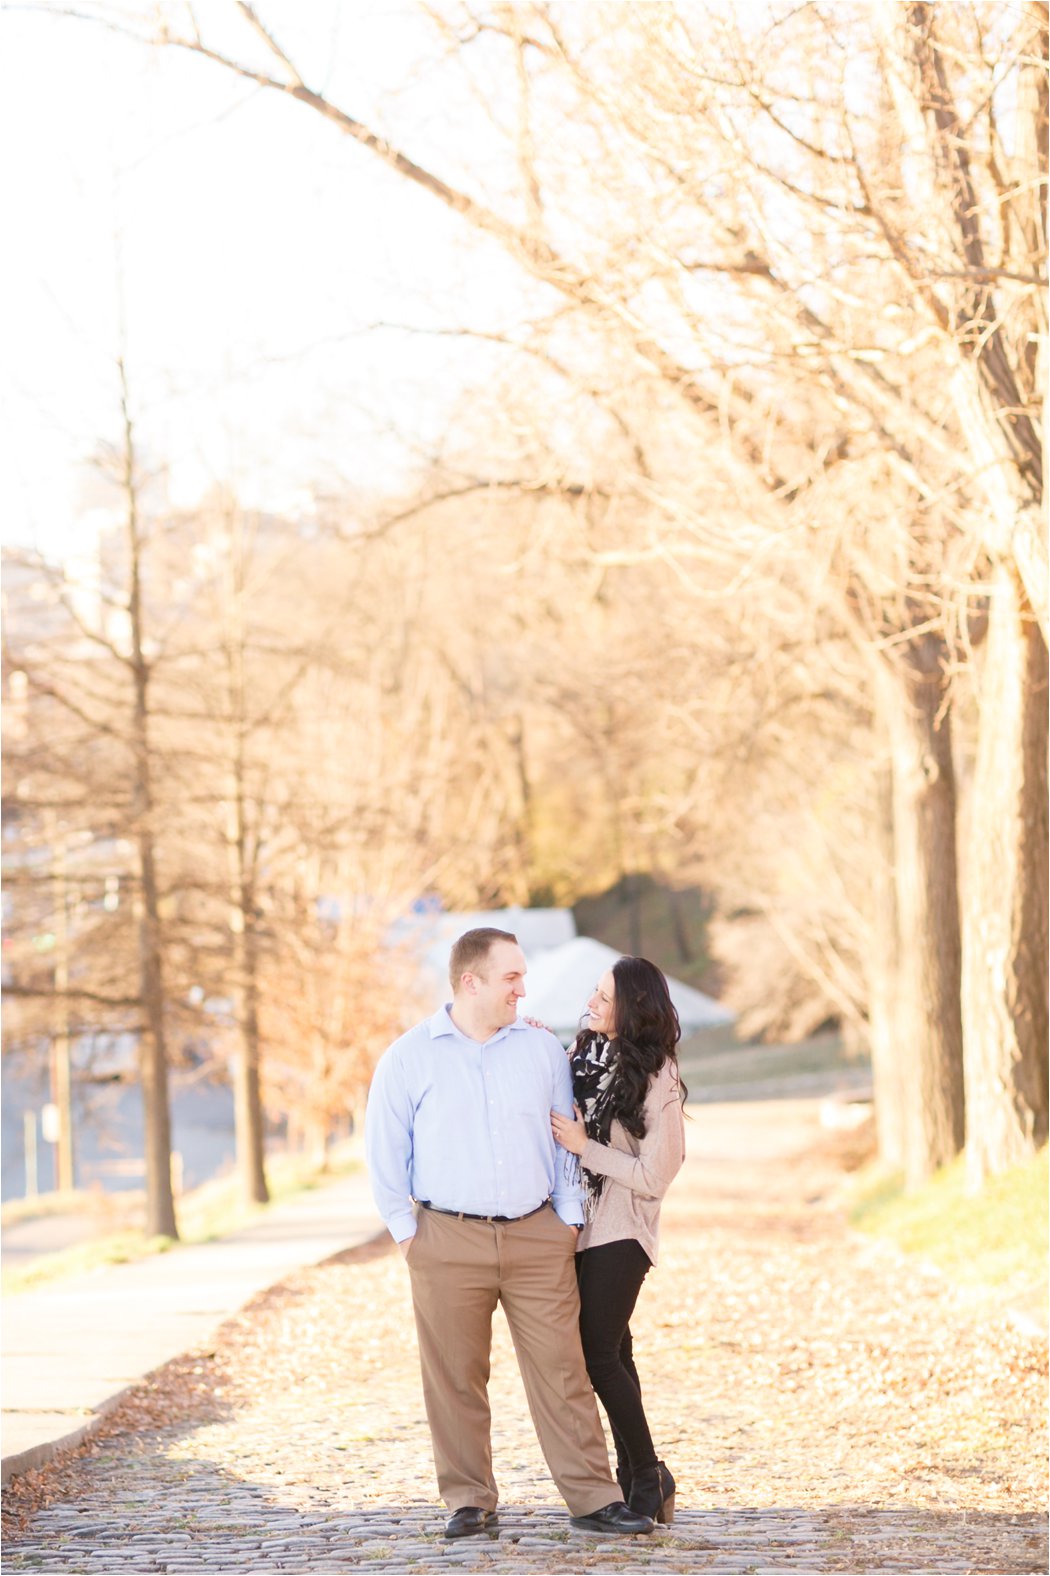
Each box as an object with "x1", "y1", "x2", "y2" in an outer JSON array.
[{"x1": 658, "y1": 1492, "x2": 675, "y2": 1525}]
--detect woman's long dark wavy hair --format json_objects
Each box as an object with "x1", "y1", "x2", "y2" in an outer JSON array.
[{"x1": 579, "y1": 955, "x2": 687, "y2": 1139}]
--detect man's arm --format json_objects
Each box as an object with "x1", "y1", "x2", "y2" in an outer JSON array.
[
  {"x1": 363, "y1": 1046, "x2": 418, "y2": 1244},
  {"x1": 548, "y1": 1038, "x2": 586, "y2": 1228}
]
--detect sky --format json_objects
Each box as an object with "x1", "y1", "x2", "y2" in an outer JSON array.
[{"x1": 1, "y1": 1, "x2": 538, "y2": 559}]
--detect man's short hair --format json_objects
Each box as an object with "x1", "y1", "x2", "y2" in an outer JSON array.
[{"x1": 449, "y1": 928, "x2": 518, "y2": 992}]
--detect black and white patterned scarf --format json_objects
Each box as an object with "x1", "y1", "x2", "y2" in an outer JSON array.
[{"x1": 568, "y1": 1032, "x2": 620, "y2": 1216}]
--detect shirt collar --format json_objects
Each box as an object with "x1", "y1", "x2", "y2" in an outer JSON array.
[
  {"x1": 428, "y1": 1004, "x2": 529, "y2": 1042},
  {"x1": 428, "y1": 1005, "x2": 457, "y2": 1039}
]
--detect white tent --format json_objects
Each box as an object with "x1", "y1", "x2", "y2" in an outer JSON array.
[
  {"x1": 389, "y1": 906, "x2": 577, "y2": 1007},
  {"x1": 521, "y1": 935, "x2": 735, "y2": 1043}
]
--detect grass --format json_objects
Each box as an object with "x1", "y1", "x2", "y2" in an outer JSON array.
[
  {"x1": 2, "y1": 1230, "x2": 180, "y2": 1292},
  {"x1": 1, "y1": 1143, "x2": 362, "y2": 1296},
  {"x1": 1, "y1": 1189, "x2": 101, "y2": 1227},
  {"x1": 681, "y1": 1030, "x2": 863, "y2": 1090},
  {"x1": 848, "y1": 1145, "x2": 1048, "y2": 1301}
]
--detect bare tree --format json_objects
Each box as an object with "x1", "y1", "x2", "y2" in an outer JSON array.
[
  {"x1": 33, "y1": 0, "x2": 1050, "y2": 1184},
  {"x1": 114, "y1": 360, "x2": 180, "y2": 1237},
  {"x1": 3, "y1": 372, "x2": 182, "y2": 1235}
]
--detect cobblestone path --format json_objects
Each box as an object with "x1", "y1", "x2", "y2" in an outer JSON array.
[{"x1": 3, "y1": 1106, "x2": 1046, "y2": 1574}]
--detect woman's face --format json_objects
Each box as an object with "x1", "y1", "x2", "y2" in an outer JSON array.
[{"x1": 586, "y1": 970, "x2": 617, "y2": 1037}]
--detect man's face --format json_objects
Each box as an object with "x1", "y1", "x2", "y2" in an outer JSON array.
[{"x1": 464, "y1": 940, "x2": 527, "y2": 1029}]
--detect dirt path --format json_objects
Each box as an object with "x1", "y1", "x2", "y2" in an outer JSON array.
[{"x1": 3, "y1": 1101, "x2": 1045, "y2": 1573}]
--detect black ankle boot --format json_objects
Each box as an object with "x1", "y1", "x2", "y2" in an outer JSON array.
[
  {"x1": 628, "y1": 1461, "x2": 676, "y2": 1525},
  {"x1": 614, "y1": 1450, "x2": 632, "y2": 1502}
]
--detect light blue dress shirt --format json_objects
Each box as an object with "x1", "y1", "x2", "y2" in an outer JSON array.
[{"x1": 365, "y1": 1005, "x2": 585, "y2": 1243}]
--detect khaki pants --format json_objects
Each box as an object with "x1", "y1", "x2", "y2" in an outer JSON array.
[{"x1": 404, "y1": 1202, "x2": 618, "y2": 1516}]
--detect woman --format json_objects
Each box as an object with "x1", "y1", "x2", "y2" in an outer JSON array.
[{"x1": 550, "y1": 956, "x2": 686, "y2": 1526}]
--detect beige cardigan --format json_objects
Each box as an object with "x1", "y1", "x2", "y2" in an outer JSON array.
[{"x1": 575, "y1": 1057, "x2": 686, "y2": 1266}]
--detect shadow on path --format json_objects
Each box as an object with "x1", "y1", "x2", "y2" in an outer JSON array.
[
  {"x1": 5, "y1": 1464, "x2": 1047, "y2": 1575},
  {"x1": 3, "y1": 1112, "x2": 1045, "y2": 1575}
]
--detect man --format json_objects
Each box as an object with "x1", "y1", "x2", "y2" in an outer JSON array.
[{"x1": 365, "y1": 927, "x2": 654, "y2": 1540}]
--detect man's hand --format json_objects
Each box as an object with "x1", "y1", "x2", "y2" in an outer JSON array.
[
  {"x1": 398, "y1": 1236, "x2": 415, "y2": 1260},
  {"x1": 551, "y1": 1104, "x2": 587, "y2": 1155}
]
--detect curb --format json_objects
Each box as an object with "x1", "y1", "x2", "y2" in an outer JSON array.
[
  {"x1": 1, "y1": 1223, "x2": 393, "y2": 1488},
  {"x1": 2, "y1": 1391, "x2": 131, "y2": 1487}
]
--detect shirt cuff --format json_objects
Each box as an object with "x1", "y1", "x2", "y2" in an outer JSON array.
[
  {"x1": 553, "y1": 1201, "x2": 584, "y2": 1228},
  {"x1": 388, "y1": 1210, "x2": 417, "y2": 1244}
]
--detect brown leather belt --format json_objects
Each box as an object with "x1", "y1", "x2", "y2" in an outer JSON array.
[{"x1": 417, "y1": 1198, "x2": 551, "y2": 1224}]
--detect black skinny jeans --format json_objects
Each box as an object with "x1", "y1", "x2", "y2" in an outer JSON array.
[{"x1": 575, "y1": 1238, "x2": 657, "y2": 1478}]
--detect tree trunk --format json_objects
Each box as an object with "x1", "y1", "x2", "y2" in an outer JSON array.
[
  {"x1": 50, "y1": 827, "x2": 75, "y2": 1192},
  {"x1": 509, "y1": 715, "x2": 535, "y2": 904},
  {"x1": 120, "y1": 358, "x2": 178, "y2": 1241},
  {"x1": 962, "y1": 566, "x2": 1049, "y2": 1185},
  {"x1": 223, "y1": 505, "x2": 269, "y2": 1206},
  {"x1": 625, "y1": 871, "x2": 642, "y2": 956},
  {"x1": 307, "y1": 1115, "x2": 331, "y2": 1172},
  {"x1": 866, "y1": 758, "x2": 907, "y2": 1169},
  {"x1": 137, "y1": 834, "x2": 177, "y2": 1238},
  {"x1": 310, "y1": 1034, "x2": 333, "y2": 1171},
  {"x1": 232, "y1": 915, "x2": 269, "y2": 1204},
  {"x1": 668, "y1": 885, "x2": 695, "y2": 965},
  {"x1": 876, "y1": 637, "x2": 965, "y2": 1183}
]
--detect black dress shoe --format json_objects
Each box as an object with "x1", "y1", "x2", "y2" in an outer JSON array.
[
  {"x1": 444, "y1": 1506, "x2": 498, "y2": 1539},
  {"x1": 569, "y1": 1500, "x2": 655, "y2": 1535}
]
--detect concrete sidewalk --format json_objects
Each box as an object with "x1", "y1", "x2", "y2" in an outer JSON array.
[{"x1": 1, "y1": 1163, "x2": 385, "y2": 1484}]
